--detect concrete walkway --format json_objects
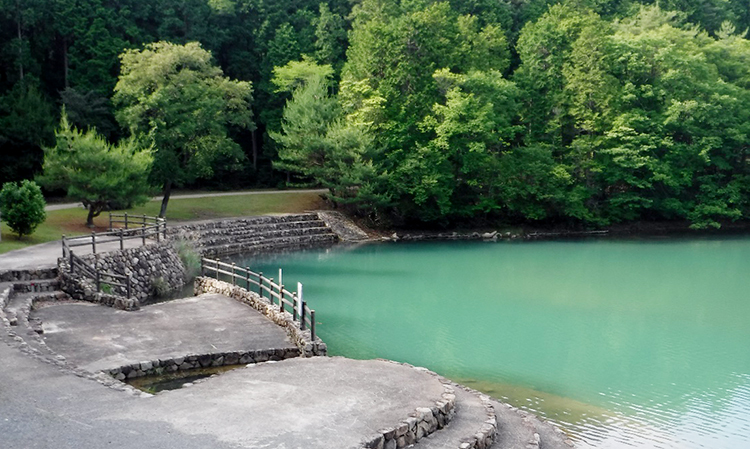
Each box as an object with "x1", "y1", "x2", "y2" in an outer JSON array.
[
  {"x1": 1, "y1": 330, "x2": 448, "y2": 449},
  {"x1": 0, "y1": 238, "x2": 147, "y2": 271},
  {"x1": 33, "y1": 294, "x2": 296, "y2": 373}
]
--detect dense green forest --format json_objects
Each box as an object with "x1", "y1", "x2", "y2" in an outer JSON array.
[{"x1": 2, "y1": 0, "x2": 750, "y2": 228}]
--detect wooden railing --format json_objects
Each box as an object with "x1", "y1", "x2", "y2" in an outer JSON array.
[
  {"x1": 109, "y1": 213, "x2": 165, "y2": 231},
  {"x1": 200, "y1": 258, "x2": 317, "y2": 341},
  {"x1": 59, "y1": 214, "x2": 165, "y2": 299},
  {"x1": 67, "y1": 251, "x2": 132, "y2": 298},
  {"x1": 61, "y1": 215, "x2": 167, "y2": 257}
]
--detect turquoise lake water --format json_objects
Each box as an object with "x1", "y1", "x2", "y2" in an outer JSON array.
[{"x1": 234, "y1": 237, "x2": 750, "y2": 448}]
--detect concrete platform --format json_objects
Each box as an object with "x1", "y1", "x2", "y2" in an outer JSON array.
[
  {"x1": 32, "y1": 293, "x2": 296, "y2": 372},
  {"x1": 113, "y1": 357, "x2": 447, "y2": 449}
]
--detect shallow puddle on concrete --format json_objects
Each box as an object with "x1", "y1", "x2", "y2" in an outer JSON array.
[{"x1": 125, "y1": 364, "x2": 244, "y2": 394}]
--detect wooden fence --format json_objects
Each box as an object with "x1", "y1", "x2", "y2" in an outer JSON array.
[
  {"x1": 61, "y1": 214, "x2": 167, "y2": 257},
  {"x1": 59, "y1": 214, "x2": 165, "y2": 298},
  {"x1": 200, "y1": 258, "x2": 317, "y2": 341},
  {"x1": 67, "y1": 251, "x2": 132, "y2": 298}
]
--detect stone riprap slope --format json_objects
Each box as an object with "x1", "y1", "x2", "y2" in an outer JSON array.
[{"x1": 171, "y1": 213, "x2": 340, "y2": 257}]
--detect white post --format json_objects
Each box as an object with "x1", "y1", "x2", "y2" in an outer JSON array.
[
  {"x1": 297, "y1": 282, "x2": 303, "y2": 317},
  {"x1": 278, "y1": 268, "x2": 282, "y2": 290}
]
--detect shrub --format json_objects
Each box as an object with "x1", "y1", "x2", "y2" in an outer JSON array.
[
  {"x1": 173, "y1": 237, "x2": 201, "y2": 281},
  {"x1": 0, "y1": 180, "x2": 47, "y2": 238},
  {"x1": 150, "y1": 276, "x2": 170, "y2": 298}
]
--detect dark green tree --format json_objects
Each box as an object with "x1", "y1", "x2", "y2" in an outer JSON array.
[
  {"x1": 38, "y1": 112, "x2": 154, "y2": 227},
  {"x1": 0, "y1": 179, "x2": 46, "y2": 238}
]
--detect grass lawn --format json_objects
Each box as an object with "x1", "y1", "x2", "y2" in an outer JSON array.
[{"x1": 0, "y1": 190, "x2": 328, "y2": 255}]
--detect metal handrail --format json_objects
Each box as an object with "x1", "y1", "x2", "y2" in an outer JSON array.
[{"x1": 200, "y1": 257, "x2": 317, "y2": 341}]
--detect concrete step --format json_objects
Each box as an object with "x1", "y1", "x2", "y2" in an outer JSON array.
[
  {"x1": 197, "y1": 219, "x2": 329, "y2": 238},
  {"x1": 0, "y1": 267, "x2": 58, "y2": 282},
  {"x1": 488, "y1": 399, "x2": 574, "y2": 449},
  {"x1": 173, "y1": 214, "x2": 323, "y2": 234},
  {"x1": 202, "y1": 233, "x2": 339, "y2": 257},
  {"x1": 415, "y1": 387, "x2": 495, "y2": 449},
  {"x1": 201, "y1": 226, "x2": 336, "y2": 247},
  {"x1": 12, "y1": 278, "x2": 61, "y2": 294}
]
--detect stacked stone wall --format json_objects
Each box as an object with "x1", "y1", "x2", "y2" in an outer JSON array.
[
  {"x1": 107, "y1": 348, "x2": 301, "y2": 380},
  {"x1": 0, "y1": 268, "x2": 57, "y2": 283},
  {"x1": 194, "y1": 277, "x2": 327, "y2": 357},
  {"x1": 169, "y1": 213, "x2": 340, "y2": 257},
  {"x1": 58, "y1": 242, "x2": 185, "y2": 309}
]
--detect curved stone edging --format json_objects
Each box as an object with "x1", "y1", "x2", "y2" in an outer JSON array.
[
  {"x1": 0, "y1": 287, "x2": 148, "y2": 397},
  {"x1": 457, "y1": 387, "x2": 498, "y2": 449},
  {"x1": 359, "y1": 360, "x2": 498, "y2": 449},
  {"x1": 107, "y1": 348, "x2": 302, "y2": 380},
  {"x1": 194, "y1": 277, "x2": 327, "y2": 357},
  {"x1": 360, "y1": 377, "x2": 456, "y2": 448}
]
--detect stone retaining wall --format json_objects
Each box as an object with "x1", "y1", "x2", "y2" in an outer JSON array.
[
  {"x1": 0, "y1": 268, "x2": 58, "y2": 283},
  {"x1": 194, "y1": 277, "x2": 327, "y2": 357},
  {"x1": 59, "y1": 242, "x2": 186, "y2": 309},
  {"x1": 58, "y1": 264, "x2": 140, "y2": 311},
  {"x1": 169, "y1": 213, "x2": 340, "y2": 257},
  {"x1": 107, "y1": 348, "x2": 302, "y2": 380}
]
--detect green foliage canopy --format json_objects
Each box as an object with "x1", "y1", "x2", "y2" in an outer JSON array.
[
  {"x1": 113, "y1": 41, "x2": 254, "y2": 216},
  {"x1": 38, "y1": 112, "x2": 154, "y2": 227}
]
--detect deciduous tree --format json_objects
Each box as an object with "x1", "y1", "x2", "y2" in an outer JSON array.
[{"x1": 113, "y1": 41, "x2": 254, "y2": 217}]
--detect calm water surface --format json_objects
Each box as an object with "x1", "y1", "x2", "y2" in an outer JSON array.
[{"x1": 236, "y1": 238, "x2": 750, "y2": 448}]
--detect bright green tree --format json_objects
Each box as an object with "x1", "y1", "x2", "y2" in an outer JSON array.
[
  {"x1": 38, "y1": 112, "x2": 154, "y2": 227},
  {"x1": 0, "y1": 180, "x2": 46, "y2": 238},
  {"x1": 113, "y1": 41, "x2": 254, "y2": 217},
  {"x1": 270, "y1": 58, "x2": 387, "y2": 212}
]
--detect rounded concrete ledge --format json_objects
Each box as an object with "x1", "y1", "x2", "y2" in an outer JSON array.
[{"x1": 109, "y1": 356, "x2": 451, "y2": 449}]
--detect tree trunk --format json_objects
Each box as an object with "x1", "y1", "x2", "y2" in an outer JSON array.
[
  {"x1": 63, "y1": 37, "x2": 69, "y2": 88},
  {"x1": 86, "y1": 207, "x2": 96, "y2": 228},
  {"x1": 251, "y1": 129, "x2": 258, "y2": 170},
  {"x1": 159, "y1": 181, "x2": 172, "y2": 218},
  {"x1": 16, "y1": 2, "x2": 23, "y2": 81}
]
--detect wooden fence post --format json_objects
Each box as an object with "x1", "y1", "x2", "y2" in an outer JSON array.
[
  {"x1": 231, "y1": 263, "x2": 236, "y2": 285},
  {"x1": 279, "y1": 284, "x2": 284, "y2": 313},
  {"x1": 258, "y1": 272, "x2": 263, "y2": 298},
  {"x1": 141, "y1": 223, "x2": 146, "y2": 246},
  {"x1": 61, "y1": 235, "x2": 66, "y2": 257},
  {"x1": 311, "y1": 310, "x2": 316, "y2": 341},
  {"x1": 91, "y1": 232, "x2": 96, "y2": 254},
  {"x1": 245, "y1": 266, "x2": 251, "y2": 291},
  {"x1": 124, "y1": 212, "x2": 128, "y2": 230},
  {"x1": 300, "y1": 301, "x2": 307, "y2": 330}
]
